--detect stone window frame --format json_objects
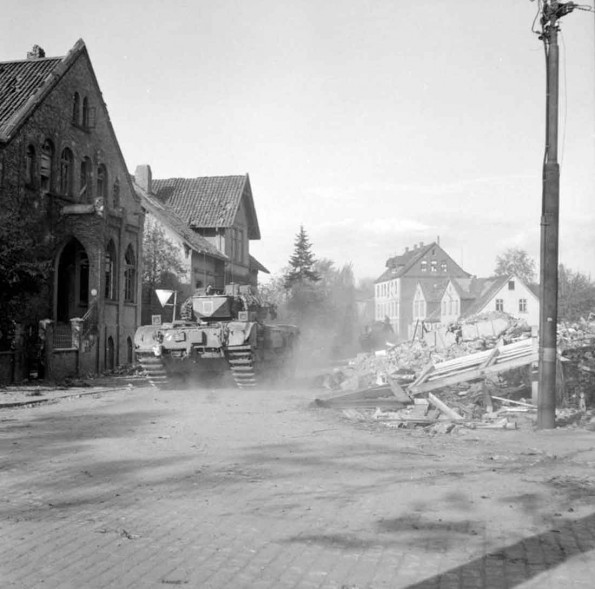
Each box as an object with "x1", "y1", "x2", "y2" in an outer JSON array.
[
  {"x1": 97, "y1": 163, "x2": 108, "y2": 200},
  {"x1": 25, "y1": 144, "x2": 36, "y2": 186},
  {"x1": 82, "y1": 96, "x2": 89, "y2": 128},
  {"x1": 59, "y1": 147, "x2": 74, "y2": 196},
  {"x1": 72, "y1": 92, "x2": 81, "y2": 125},
  {"x1": 105, "y1": 239, "x2": 118, "y2": 301},
  {"x1": 79, "y1": 156, "x2": 92, "y2": 201},
  {"x1": 40, "y1": 138, "x2": 54, "y2": 193},
  {"x1": 123, "y1": 244, "x2": 136, "y2": 303}
]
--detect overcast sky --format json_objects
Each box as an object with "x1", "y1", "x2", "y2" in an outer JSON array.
[{"x1": 3, "y1": 0, "x2": 594, "y2": 282}]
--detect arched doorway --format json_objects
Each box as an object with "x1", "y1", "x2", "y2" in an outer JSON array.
[
  {"x1": 106, "y1": 336, "x2": 115, "y2": 371},
  {"x1": 56, "y1": 238, "x2": 89, "y2": 322}
]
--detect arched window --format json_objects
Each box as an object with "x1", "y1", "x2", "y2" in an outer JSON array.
[
  {"x1": 59, "y1": 148, "x2": 73, "y2": 196},
  {"x1": 72, "y1": 92, "x2": 80, "y2": 124},
  {"x1": 112, "y1": 178, "x2": 120, "y2": 208},
  {"x1": 40, "y1": 139, "x2": 54, "y2": 192},
  {"x1": 124, "y1": 244, "x2": 136, "y2": 302},
  {"x1": 126, "y1": 337, "x2": 133, "y2": 364},
  {"x1": 97, "y1": 164, "x2": 107, "y2": 199},
  {"x1": 82, "y1": 96, "x2": 89, "y2": 128},
  {"x1": 105, "y1": 240, "x2": 117, "y2": 300},
  {"x1": 79, "y1": 156, "x2": 91, "y2": 200},
  {"x1": 25, "y1": 145, "x2": 36, "y2": 185}
]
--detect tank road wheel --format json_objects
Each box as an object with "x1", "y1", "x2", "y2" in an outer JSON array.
[
  {"x1": 137, "y1": 353, "x2": 170, "y2": 389},
  {"x1": 227, "y1": 345, "x2": 258, "y2": 389}
]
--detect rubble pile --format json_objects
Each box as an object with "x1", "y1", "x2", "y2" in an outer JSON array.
[
  {"x1": 314, "y1": 315, "x2": 595, "y2": 434},
  {"x1": 559, "y1": 317, "x2": 595, "y2": 409}
]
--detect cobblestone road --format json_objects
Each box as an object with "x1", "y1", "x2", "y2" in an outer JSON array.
[{"x1": 2, "y1": 384, "x2": 595, "y2": 588}]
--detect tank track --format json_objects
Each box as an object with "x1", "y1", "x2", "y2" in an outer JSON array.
[
  {"x1": 227, "y1": 345, "x2": 257, "y2": 388},
  {"x1": 137, "y1": 353, "x2": 170, "y2": 389}
]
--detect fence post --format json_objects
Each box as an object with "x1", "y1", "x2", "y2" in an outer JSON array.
[
  {"x1": 41, "y1": 320, "x2": 54, "y2": 382},
  {"x1": 12, "y1": 323, "x2": 26, "y2": 382},
  {"x1": 70, "y1": 318, "x2": 83, "y2": 377}
]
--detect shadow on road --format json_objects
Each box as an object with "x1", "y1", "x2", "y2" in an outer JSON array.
[{"x1": 402, "y1": 511, "x2": 595, "y2": 588}]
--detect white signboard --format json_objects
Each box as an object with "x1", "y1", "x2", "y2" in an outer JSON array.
[
  {"x1": 151, "y1": 315, "x2": 162, "y2": 326},
  {"x1": 155, "y1": 289, "x2": 174, "y2": 307}
]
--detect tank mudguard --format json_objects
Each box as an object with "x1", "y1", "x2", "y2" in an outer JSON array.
[
  {"x1": 134, "y1": 325, "x2": 161, "y2": 353},
  {"x1": 227, "y1": 321, "x2": 256, "y2": 346}
]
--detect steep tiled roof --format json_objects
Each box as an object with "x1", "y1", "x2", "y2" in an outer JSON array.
[
  {"x1": 152, "y1": 175, "x2": 260, "y2": 239},
  {"x1": 418, "y1": 278, "x2": 450, "y2": 303},
  {"x1": 0, "y1": 57, "x2": 63, "y2": 135},
  {"x1": 133, "y1": 181, "x2": 228, "y2": 261},
  {"x1": 249, "y1": 255, "x2": 270, "y2": 274},
  {"x1": 460, "y1": 275, "x2": 510, "y2": 318},
  {"x1": 375, "y1": 243, "x2": 436, "y2": 283}
]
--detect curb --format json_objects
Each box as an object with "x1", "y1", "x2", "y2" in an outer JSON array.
[{"x1": 0, "y1": 386, "x2": 139, "y2": 409}]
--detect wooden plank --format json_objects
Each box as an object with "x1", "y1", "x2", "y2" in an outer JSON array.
[
  {"x1": 410, "y1": 366, "x2": 484, "y2": 393},
  {"x1": 410, "y1": 361, "x2": 435, "y2": 388},
  {"x1": 480, "y1": 346, "x2": 501, "y2": 369},
  {"x1": 490, "y1": 395, "x2": 536, "y2": 408},
  {"x1": 428, "y1": 393, "x2": 464, "y2": 420}
]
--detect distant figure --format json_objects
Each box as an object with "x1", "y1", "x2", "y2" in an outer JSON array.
[{"x1": 206, "y1": 284, "x2": 213, "y2": 294}]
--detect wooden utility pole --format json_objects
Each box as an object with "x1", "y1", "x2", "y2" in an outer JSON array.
[{"x1": 536, "y1": 1, "x2": 576, "y2": 429}]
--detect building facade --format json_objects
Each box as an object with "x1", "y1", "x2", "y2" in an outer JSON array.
[
  {"x1": 0, "y1": 41, "x2": 143, "y2": 380},
  {"x1": 375, "y1": 241, "x2": 470, "y2": 340},
  {"x1": 133, "y1": 166, "x2": 228, "y2": 324},
  {"x1": 148, "y1": 172, "x2": 269, "y2": 287}
]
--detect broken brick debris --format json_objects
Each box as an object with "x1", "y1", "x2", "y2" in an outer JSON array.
[{"x1": 313, "y1": 314, "x2": 595, "y2": 434}]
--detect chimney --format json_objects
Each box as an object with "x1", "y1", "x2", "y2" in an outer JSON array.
[
  {"x1": 135, "y1": 164, "x2": 152, "y2": 193},
  {"x1": 405, "y1": 246, "x2": 409, "y2": 253},
  {"x1": 419, "y1": 241, "x2": 424, "y2": 248},
  {"x1": 27, "y1": 45, "x2": 46, "y2": 60}
]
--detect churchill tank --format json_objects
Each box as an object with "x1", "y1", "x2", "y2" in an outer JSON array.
[{"x1": 134, "y1": 284, "x2": 299, "y2": 389}]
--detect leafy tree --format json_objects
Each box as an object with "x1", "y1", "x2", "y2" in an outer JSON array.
[
  {"x1": 0, "y1": 190, "x2": 52, "y2": 346},
  {"x1": 141, "y1": 222, "x2": 188, "y2": 322},
  {"x1": 494, "y1": 248, "x2": 536, "y2": 284},
  {"x1": 558, "y1": 264, "x2": 595, "y2": 321},
  {"x1": 284, "y1": 225, "x2": 320, "y2": 288},
  {"x1": 142, "y1": 222, "x2": 187, "y2": 289}
]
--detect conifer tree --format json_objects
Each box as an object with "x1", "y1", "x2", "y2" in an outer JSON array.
[{"x1": 284, "y1": 225, "x2": 320, "y2": 288}]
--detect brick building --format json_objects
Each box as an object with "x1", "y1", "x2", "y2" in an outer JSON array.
[{"x1": 0, "y1": 41, "x2": 143, "y2": 381}]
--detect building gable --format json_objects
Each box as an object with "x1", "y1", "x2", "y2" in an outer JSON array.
[{"x1": 152, "y1": 174, "x2": 260, "y2": 239}]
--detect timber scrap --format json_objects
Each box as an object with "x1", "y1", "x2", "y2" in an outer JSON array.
[{"x1": 408, "y1": 337, "x2": 538, "y2": 395}]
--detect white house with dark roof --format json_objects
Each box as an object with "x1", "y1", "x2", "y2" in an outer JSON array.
[
  {"x1": 375, "y1": 241, "x2": 471, "y2": 340},
  {"x1": 135, "y1": 169, "x2": 269, "y2": 287},
  {"x1": 413, "y1": 274, "x2": 540, "y2": 331},
  {"x1": 455, "y1": 274, "x2": 540, "y2": 326}
]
